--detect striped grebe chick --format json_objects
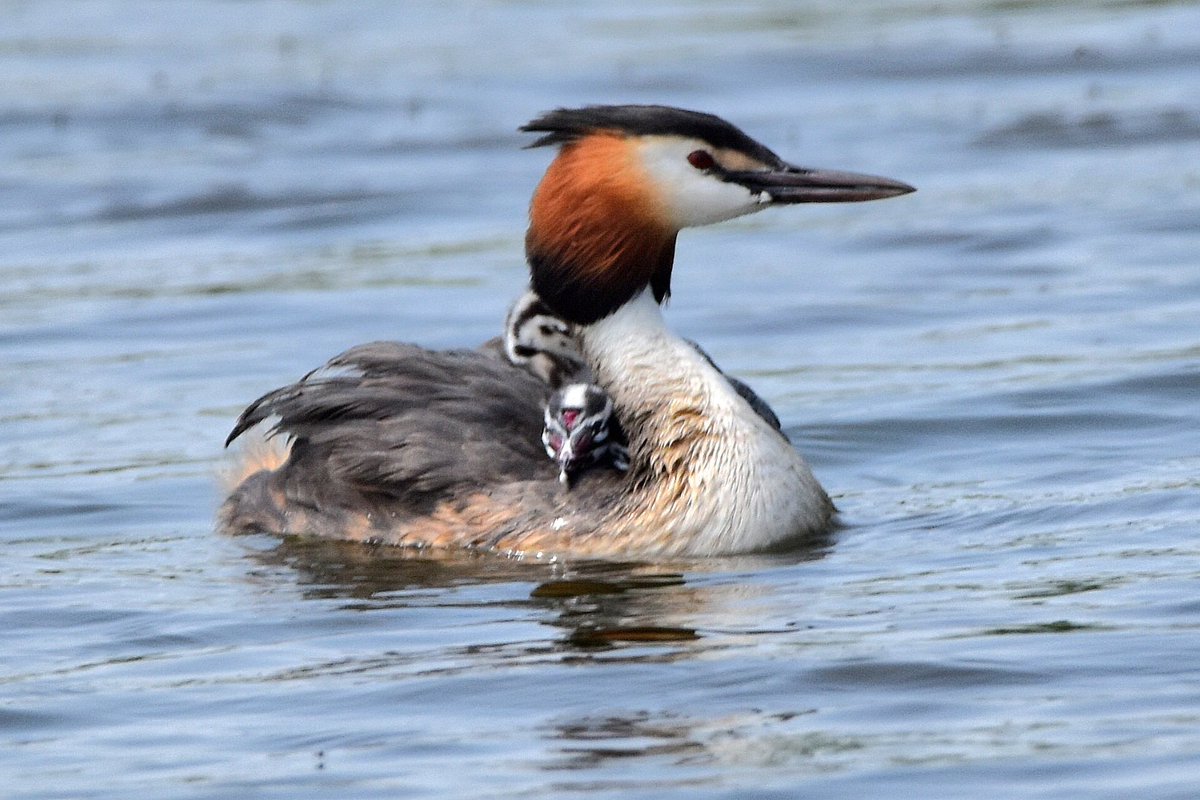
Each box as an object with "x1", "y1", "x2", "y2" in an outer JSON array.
[
  {"x1": 542, "y1": 382, "x2": 630, "y2": 486},
  {"x1": 221, "y1": 104, "x2": 913, "y2": 557},
  {"x1": 480, "y1": 289, "x2": 588, "y2": 388}
]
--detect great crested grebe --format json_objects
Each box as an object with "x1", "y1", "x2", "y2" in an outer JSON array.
[{"x1": 221, "y1": 104, "x2": 914, "y2": 557}]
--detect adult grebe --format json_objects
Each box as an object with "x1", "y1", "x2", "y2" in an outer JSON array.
[{"x1": 221, "y1": 104, "x2": 914, "y2": 557}]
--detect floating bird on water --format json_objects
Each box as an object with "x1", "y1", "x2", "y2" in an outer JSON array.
[{"x1": 221, "y1": 104, "x2": 914, "y2": 557}]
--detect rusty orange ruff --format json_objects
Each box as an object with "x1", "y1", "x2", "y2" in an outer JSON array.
[{"x1": 526, "y1": 133, "x2": 677, "y2": 320}]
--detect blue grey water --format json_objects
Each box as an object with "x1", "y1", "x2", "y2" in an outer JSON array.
[{"x1": 3, "y1": 1, "x2": 1199, "y2": 797}]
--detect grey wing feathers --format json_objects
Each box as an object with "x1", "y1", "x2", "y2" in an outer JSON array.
[
  {"x1": 726, "y1": 376, "x2": 784, "y2": 434},
  {"x1": 684, "y1": 339, "x2": 786, "y2": 438},
  {"x1": 226, "y1": 342, "x2": 556, "y2": 507}
]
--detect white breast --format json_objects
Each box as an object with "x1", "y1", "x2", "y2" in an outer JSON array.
[{"x1": 582, "y1": 290, "x2": 831, "y2": 555}]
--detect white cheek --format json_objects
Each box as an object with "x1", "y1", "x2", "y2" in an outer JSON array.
[{"x1": 636, "y1": 138, "x2": 768, "y2": 228}]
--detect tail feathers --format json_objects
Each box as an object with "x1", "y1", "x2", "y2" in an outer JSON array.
[
  {"x1": 218, "y1": 437, "x2": 291, "y2": 534},
  {"x1": 218, "y1": 437, "x2": 290, "y2": 492}
]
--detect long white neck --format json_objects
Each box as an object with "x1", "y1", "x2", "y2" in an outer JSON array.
[{"x1": 579, "y1": 290, "x2": 832, "y2": 555}]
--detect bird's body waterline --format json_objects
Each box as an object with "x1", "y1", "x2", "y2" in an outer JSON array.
[{"x1": 220, "y1": 104, "x2": 914, "y2": 557}]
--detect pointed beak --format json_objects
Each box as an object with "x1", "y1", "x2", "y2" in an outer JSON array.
[
  {"x1": 730, "y1": 163, "x2": 915, "y2": 204},
  {"x1": 556, "y1": 443, "x2": 574, "y2": 466},
  {"x1": 556, "y1": 446, "x2": 577, "y2": 486},
  {"x1": 555, "y1": 439, "x2": 577, "y2": 474}
]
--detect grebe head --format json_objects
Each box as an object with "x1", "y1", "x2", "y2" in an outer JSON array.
[
  {"x1": 502, "y1": 289, "x2": 586, "y2": 386},
  {"x1": 542, "y1": 382, "x2": 628, "y2": 485},
  {"x1": 521, "y1": 104, "x2": 914, "y2": 324}
]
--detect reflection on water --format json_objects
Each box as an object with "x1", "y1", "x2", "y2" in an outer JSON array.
[
  {"x1": 546, "y1": 711, "x2": 708, "y2": 772},
  {"x1": 249, "y1": 535, "x2": 834, "y2": 652},
  {"x1": 248, "y1": 536, "x2": 557, "y2": 600}
]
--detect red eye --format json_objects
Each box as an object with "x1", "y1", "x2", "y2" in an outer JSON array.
[{"x1": 687, "y1": 150, "x2": 715, "y2": 170}]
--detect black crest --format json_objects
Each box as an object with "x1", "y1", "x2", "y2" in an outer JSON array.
[{"x1": 521, "y1": 104, "x2": 783, "y2": 167}]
